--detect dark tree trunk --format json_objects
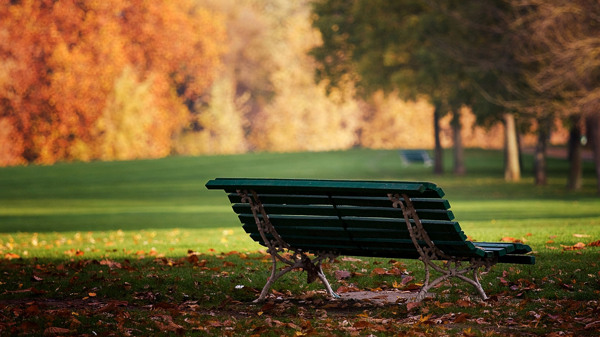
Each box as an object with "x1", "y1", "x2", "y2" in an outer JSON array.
[
  {"x1": 434, "y1": 104, "x2": 444, "y2": 175},
  {"x1": 567, "y1": 115, "x2": 583, "y2": 190},
  {"x1": 504, "y1": 113, "x2": 521, "y2": 181},
  {"x1": 588, "y1": 114, "x2": 600, "y2": 195},
  {"x1": 517, "y1": 131, "x2": 523, "y2": 172},
  {"x1": 452, "y1": 110, "x2": 466, "y2": 175},
  {"x1": 534, "y1": 118, "x2": 551, "y2": 186}
]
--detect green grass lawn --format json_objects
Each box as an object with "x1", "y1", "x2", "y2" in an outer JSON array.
[{"x1": 1, "y1": 148, "x2": 599, "y2": 336}]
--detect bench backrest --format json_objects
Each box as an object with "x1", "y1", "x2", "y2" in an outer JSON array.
[{"x1": 206, "y1": 178, "x2": 488, "y2": 260}]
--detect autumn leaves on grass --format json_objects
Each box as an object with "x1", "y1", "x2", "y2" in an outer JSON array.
[{"x1": 499, "y1": 233, "x2": 600, "y2": 252}]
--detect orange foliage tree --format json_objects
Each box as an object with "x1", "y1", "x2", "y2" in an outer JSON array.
[{"x1": 0, "y1": 0, "x2": 225, "y2": 165}]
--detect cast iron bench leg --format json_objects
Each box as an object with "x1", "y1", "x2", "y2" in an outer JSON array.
[
  {"x1": 389, "y1": 193, "x2": 494, "y2": 302},
  {"x1": 239, "y1": 189, "x2": 339, "y2": 302},
  {"x1": 255, "y1": 253, "x2": 340, "y2": 302}
]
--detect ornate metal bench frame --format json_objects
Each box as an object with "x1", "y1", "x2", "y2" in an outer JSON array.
[
  {"x1": 238, "y1": 189, "x2": 339, "y2": 302},
  {"x1": 238, "y1": 189, "x2": 495, "y2": 302},
  {"x1": 388, "y1": 193, "x2": 495, "y2": 301}
]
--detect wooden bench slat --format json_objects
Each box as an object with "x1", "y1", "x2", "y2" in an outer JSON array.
[
  {"x1": 248, "y1": 232, "x2": 534, "y2": 263},
  {"x1": 249, "y1": 232, "x2": 474, "y2": 249},
  {"x1": 207, "y1": 178, "x2": 444, "y2": 198},
  {"x1": 242, "y1": 223, "x2": 470, "y2": 249},
  {"x1": 477, "y1": 247, "x2": 509, "y2": 256},
  {"x1": 248, "y1": 233, "x2": 489, "y2": 258},
  {"x1": 248, "y1": 231, "x2": 480, "y2": 250},
  {"x1": 232, "y1": 204, "x2": 454, "y2": 221},
  {"x1": 473, "y1": 242, "x2": 515, "y2": 253},
  {"x1": 242, "y1": 224, "x2": 467, "y2": 244},
  {"x1": 475, "y1": 242, "x2": 532, "y2": 254},
  {"x1": 228, "y1": 194, "x2": 451, "y2": 211},
  {"x1": 239, "y1": 215, "x2": 467, "y2": 241},
  {"x1": 497, "y1": 255, "x2": 535, "y2": 265}
]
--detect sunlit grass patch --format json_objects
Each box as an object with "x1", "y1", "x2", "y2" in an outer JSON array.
[{"x1": 1, "y1": 148, "x2": 599, "y2": 335}]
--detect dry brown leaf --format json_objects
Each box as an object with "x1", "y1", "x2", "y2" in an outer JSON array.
[
  {"x1": 456, "y1": 299, "x2": 473, "y2": 307},
  {"x1": 335, "y1": 270, "x2": 352, "y2": 280},
  {"x1": 353, "y1": 321, "x2": 370, "y2": 329},
  {"x1": 454, "y1": 313, "x2": 470, "y2": 323},
  {"x1": 562, "y1": 242, "x2": 586, "y2": 251},
  {"x1": 406, "y1": 301, "x2": 421, "y2": 311},
  {"x1": 24, "y1": 305, "x2": 40, "y2": 316},
  {"x1": 95, "y1": 302, "x2": 117, "y2": 314},
  {"x1": 501, "y1": 237, "x2": 522, "y2": 243},
  {"x1": 4, "y1": 252, "x2": 20, "y2": 260},
  {"x1": 588, "y1": 240, "x2": 600, "y2": 247},
  {"x1": 43, "y1": 327, "x2": 71, "y2": 336},
  {"x1": 100, "y1": 259, "x2": 122, "y2": 269},
  {"x1": 573, "y1": 234, "x2": 590, "y2": 238},
  {"x1": 585, "y1": 320, "x2": 600, "y2": 330},
  {"x1": 336, "y1": 285, "x2": 359, "y2": 293},
  {"x1": 372, "y1": 268, "x2": 386, "y2": 275}
]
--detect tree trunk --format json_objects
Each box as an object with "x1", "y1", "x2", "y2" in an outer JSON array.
[
  {"x1": 567, "y1": 115, "x2": 582, "y2": 190},
  {"x1": 452, "y1": 110, "x2": 466, "y2": 175},
  {"x1": 588, "y1": 114, "x2": 600, "y2": 195},
  {"x1": 517, "y1": 131, "x2": 523, "y2": 172},
  {"x1": 534, "y1": 118, "x2": 550, "y2": 186},
  {"x1": 504, "y1": 113, "x2": 521, "y2": 182},
  {"x1": 434, "y1": 104, "x2": 444, "y2": 175}
]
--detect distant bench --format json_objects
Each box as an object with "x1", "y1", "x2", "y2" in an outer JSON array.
[
  {"x1": 400, "y1": 150, "x2": 433, "y2": 167},
  {"x1": 206, "y1": 178, "x2": 534, "y2": 302}
]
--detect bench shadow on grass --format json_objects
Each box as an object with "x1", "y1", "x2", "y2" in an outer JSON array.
[
  {"x1": 1, "y1": 251, "x2": 596, "y2": 336},
  {"x1": 2, "y1": 248, "x2": 597, "y2": 307}
]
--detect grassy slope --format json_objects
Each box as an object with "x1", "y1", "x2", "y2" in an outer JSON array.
[
  {"x1": 1, "y1": 149, "x2": 599, "y2": 335},
  {"x1": 1, "y1": 148, "x2": 598, "y2": 248},
  {"x1": 1, "y1": 148, "x2": 599, "y2": 287}
]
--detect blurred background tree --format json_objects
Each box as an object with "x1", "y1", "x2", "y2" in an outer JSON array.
[
  {"x1": 310, "y1": 0, "x2": 598, "y2": 190},
  {"x1": 0, "y1": 0, "x2": 225, "y2": 164},
  {"x1": 2, "y1": 0, "x2": 596, "y2": 193},
  {"x1": 310, "y1": 0, "x2": 529, "y2": 179},
  {"x1": 511, "y1": 0, "x2": 600, "y2": 191}
]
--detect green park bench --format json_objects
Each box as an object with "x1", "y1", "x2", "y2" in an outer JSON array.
[
  {"x1": 400, "y1": 150, "x2": 433, "y2": 167},
  {"x1": 205, "y1": 178, "x2": 534, "y2": 302}
]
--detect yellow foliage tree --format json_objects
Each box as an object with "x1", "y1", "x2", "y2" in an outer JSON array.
[
  {"x1": 92, "y1": 67, "x2": 184, "y2": 161},
  {"x1": 0, "y1": 0, "x2": 225, "y2": 165},
  {"x1": 248, "y1": 1, "x2": 361, "y2": 152},
  {"x1": 174, "y1": 74, "x2": 248, "y2": 155},
  {"x1": 360, "y1": 92, "x2": 435, "y2": 149}
]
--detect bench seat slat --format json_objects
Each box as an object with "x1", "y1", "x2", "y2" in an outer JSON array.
[
  {"x1": 247, "y1": 232, "x2": 533, "y2": 263},
  {"x1": 248, "y1": 232, "x2": 477, "y2": 250},
  {"x1": 207, "y1": 178, "x2": 444, "y2": 198},
  {"x1": 232, "y1": 204, "x2": 454, "y2": 221},
  {"x1": 475, "y1": 242, "x2": 532, "y2": 254},
  {"x1": 249, "y1": 233, "x2": 505, "y2": 260},
  {"x1": 248, "y1": 231, "x2": 482, "y2": 250},
  {"x1": 249, "y1": 233, "x2": 489, "y2": 259},
  {"x1": 473, "y1": 242, "x2": 515, "y2": 253},
  {"x1": 228, "y1": 194, "x2": 451, "y2": 211},
  {"x1": 497, "y1": 255, "x2": 535, "y2": 265},
  {"x1": 244, "y1": 226, "x2": 483, "y2": 257}
]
